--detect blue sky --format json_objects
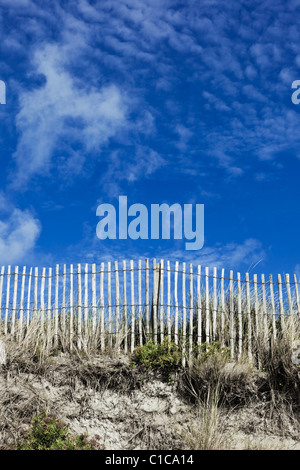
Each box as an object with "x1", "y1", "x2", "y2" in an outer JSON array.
[{"x1": 0, "y1": 0, "x2": 300, "y2": 277}]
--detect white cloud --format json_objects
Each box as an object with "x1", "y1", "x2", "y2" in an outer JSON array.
[
  {"x1": 0, "y1": 206, "x2": 41, "y2": 265},
  {"x1": 11, "y1": 41, "x2": 129, "y2": 188}
]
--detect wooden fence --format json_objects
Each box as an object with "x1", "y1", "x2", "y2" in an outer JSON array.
[{"x1": 0, "y1": 258, "x2": 299, "y2": 363}]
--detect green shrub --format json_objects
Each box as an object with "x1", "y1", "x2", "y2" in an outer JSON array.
[
  {"x1": 16, "y1": 411, "x2": 105, "y2": 450},
  {"x1": 196, "y1": 341, "x2": 231, "y2": 362},
  {"x1": 131, "y1": 338, "x2": 182, "y2": 372}
]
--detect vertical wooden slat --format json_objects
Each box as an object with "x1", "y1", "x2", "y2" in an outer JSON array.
[
  {"x1": 84, "y1": 264, "x2": 88, "y2": 335},
  {"x1": 152, "y1": 258, "x2": 158, "y2": 345},
  {"x1": 145, "y1": 258, "x2": 150, "y2": 337},
  {"x1": 205, "y1": 267, "x2": 210, "y2": 345},
  {"x1": 277, "y1": 274, "x2": 285, "y2": 331},
  {"x1": 47, "y1": 267, "x2": 52, "y2": 347},
  {"x1": 11, "y1": 266, "x2": 18, "y2": 337},
  {"x1": 4, "y1": 265, "x2": 11, "y2": 335},
  {"x1": 115, "y1": 261, "x2": 120, "y2": 352},
  {"x1": 189, "y1": 263, "x2": 193, "y2": 361},
  {"x1": 294, "y1": 274, "x2": 300, "y2": 315},
  {"x1": 229, "y1": 270, "x2": 234, "y2": 359},
  {"x1": 167, "y1": 260, "x2": 171, "y2": 342},
  {"x1": 100, "y1": 262, "x2": 105, "y2": 351},
  {"x1": 213, "y1": 267, "x2": 217, "y2": 342},
  {"x1": 40, "y1": 267, "x2": 45, "y2": 332},
  {"x1": 245, "y1": 272, "x2": 252, "y2": 361},
  {"x1": 237, "y1": 272, "x2": 242, "y2": 359},
  {"x1": 130, "y1": 260, "x2": 135, "y2": 353},
  {"x1": 62, "y1": 264, "x2": 66, "y2": 334},
  {"x1": 70, "y1": 264, "x2": 74, "y2": 350},
  {"x1": 269, "y1": 274, "x2": 277, "y2": 342},
  {"x1": 108, "y1": 262, "x2": 112, "y2": 348},
  {"x1": 174, "y1": 261, "x2": 179, "y2": 346},
  {"x1": 160, "y1": 259, "x2": 164, "y2": 344},
  {"x1": 92, "y1": 263, "x2": 96, "y2": 336},
  {"x1": 77, "y1": 264, "x2": 82, "y2": 351},
  {"x1": 138, "y1": 259, "x2": 142, "y2": 346},
  {"x1": 220, "y1": 268, "x2": 225, "y2": 347},
  {"x1": 19, "y1": 266, "x2": 26, "y2": 341},
  {"x1": 123, "y1": 260, "x2": 128, "y2": 353},
  {"x1": 285, "y1": 273, "x2": 293, "y2": 339},
  {"x1": 253, "y1": 274, "x2": 259, "y2": 341},
  {"x1": 26, "y1": 267, "x2": 32, "y2": 330},
  {"x1": 0, "y1": 266, "x2": 4, "y2": 326},
  {"x1": 261, "y1": 274, "x2": 268, "y2": 346},
  {"x1": 34, "y1": 267, "x2": 38, "y2": 315},
  {"x1": 182, "y1": 262, "x2": 186, "y2": 366},
  {"x1": 197, "y1": 265, "x2": 202, "y2": 355},
  {"x1": 55, "y1": 265, "x2": 59, "y2": 347}
]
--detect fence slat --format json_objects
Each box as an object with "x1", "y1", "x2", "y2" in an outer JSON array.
[
  {"x1": 0, "y1": 266, "x2": 4, "y2": 325},
  {"x1": 138, "y1": 259, "x2": 142, "y2": 346},
  {"x1": 92, "y1": 263, "x2": 96, "y2": 336},
  {"x1": 40, "y1": 267, "x2": 46, "y2": 332},
  {"x1": 11, "y1": 266, "x2": 18, "y2": 337},
  {"x1": 145, "y1": 258, "x2": 149, "y2": 337},
  {"x1": 123, "y1": 260, "x2": 127, "y2": 353},
  {"x1": 100, "y1": 262, "x2": 105, "y2": 351},
  {"x1": 237, "y1": 272, "x2": 242, "y2": 359},
  {"x1": 182, "y1": 262, "x2": 186, "y2": 366},
  {"x1": 70, "y1": 264, "x2": 74, "y2": 350},
  {"x1": 26, "y1": 267, "x2": 32, "y2": 330},
  {"x1": 197, "y1": 265, "x2": 201, "y2": 355},
  {"x1": 108, "y1": 261, "x2": 112, "y2": 348},
  {"x1": 229, "y1": 270, "x2": 234, "y2": 359},
  {"x1": 189, "y1": 263, "x2": 193, "y2": 360},
  {"x1": 294, "y1": 274, "x2": 300, "y2": 315},
  {"x1": 205, "y1": 267, "x2": 210, "y2": 345},
  {"x1": 47, "y1": 267, "x2": 52, "y2": 347},
  {"x1": 261, "y1": 274, "x2": 268, "y2": 347},
  {"x1": 19, "y1": 266, "x2": 26, "y2": 341},
  {"x1": 62, "y1": 265, "x2": 66, "y2": 334},
  {"x1": 167, "y1": 260, "x2": 171, "y2": 341},
  {"x1": 115, "y1": 261, "x2": 120, "y2": 351},
  {"x1": 213, "y1": 267, "x2": 217, "y2": 342},
  {"x1": 77, "y1": 264, "x2": 82, "y2": 351},
  {"x1": 55, "y1": 265, "x2": 59, "y2": 347},
  {"x1": 269, "y1": 274, "x2": 277, "y2": 343},
  {"x1": 277, "y1": 274, "x2": 285, "y2": 331},
  {"x1": 130, "y1": 260, "x2": 135, "y2": 353},
  {"x1": 174, "y1": 261, "x2": 179, "y2": 345},
  {"x1": 160, "y1": 259, "x2": 164, "y2": 344},
  {"x1": 245, "y1": 272, "x2": 252, "y2": 360}
]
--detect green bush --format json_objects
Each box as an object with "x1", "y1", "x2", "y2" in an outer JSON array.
[
  {"x1": 132, "y1": 338, "x2": 182, "y2": 372},
  {"x1": 196, "y1": 341, "x2": 231, "y2": 362},
  {"x1": 16, "y1": 411, "x2": 105, "y2": 450}
]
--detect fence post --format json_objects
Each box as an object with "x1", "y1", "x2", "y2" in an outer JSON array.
[
  {"x1": 123, "y1": 260, "x2": 128, "y2": 353},
  {"x1": 47, "y1": 267, "x2": 52, "y2": 348},
  {"x1": 160, "y1": 259, "x2": 164, "y2": 344},
  {"x1": 138, "y1": 259, "x2": 142, "y2": 346},
  {"x1": 19, "y1": 266, "x2": 26, "y2": 342},
  {"x1": 108, "y1": 261, "x2": 112, "y2": 348},
  {"x1": 167, "y1": 260, "x2": 171, "y2": 342}
]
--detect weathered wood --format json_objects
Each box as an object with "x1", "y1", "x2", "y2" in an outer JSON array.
[
  {"x1": 130, "y1": 260, "x2": 135, "y2": 353},
  {"x1": 174, "y1": 261, "x2": 179, "y2": 345},
  {"x1": 11, "y1": 266, "x2": 18, "y2": 337},
  {"x1": 237, "y1": 272, "x2": 242, "y2": 359}
]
